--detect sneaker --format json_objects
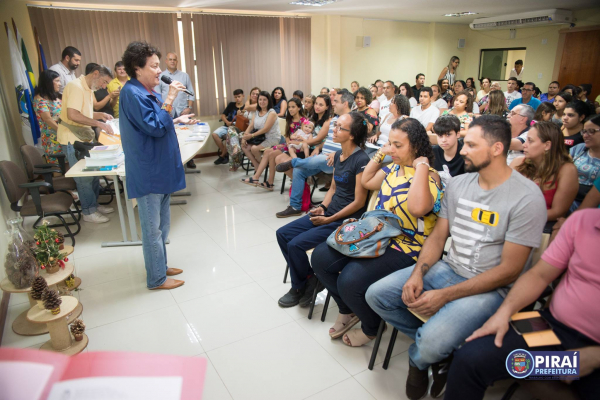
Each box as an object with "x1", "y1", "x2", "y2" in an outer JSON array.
[
  {"x1": 276, "y1": 206, "x2": 303, "y2": 218},
  {"x1": 275, "y1": 160, "x2": 293, "y2": 173},
  {"x1": 214, "y1": 156, "x2": 224, "y2": 165},
  {"x1": 299, "y1": 276, "x2": 325, "y2": 307},
  {"x1": 278, "y1": 287, "x2": 305, "y2": 308},
  {"x1": 82, "y1": 212, "x2": 109, "y2": 224},
  {"x1": 406, "y1": 361, "x2": 429, "y2": 400},
  {"x1": 97, "y1": 205, "x2": 114, "y2": 214},
  {"x1": 430, "y1": 355, "x2": 452, "y2": 398},
  {"x1": 221, "y1": 155, "x2": 229, "y2": 164},
  {"x1": 186, "y1": 160, "x2": 197, "y2": 169}
]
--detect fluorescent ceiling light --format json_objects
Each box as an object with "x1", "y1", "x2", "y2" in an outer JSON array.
[
  {"x1": 290, "y1": 0, "x2": 338, "y2": 6},
  {"x1": 444, "y1": 11, "x2": 478, "y2": 17}
]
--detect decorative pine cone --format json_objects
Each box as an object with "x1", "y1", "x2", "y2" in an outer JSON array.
[
  {"x1": 42, "y1": 289, "x2": 62, "y2": 311},
  {"x1": 30, "y1": 276, "x2": 48, "y2": 300},
  {"x1": 70, "y1": 319, "x2": 85, "y2": 335}
]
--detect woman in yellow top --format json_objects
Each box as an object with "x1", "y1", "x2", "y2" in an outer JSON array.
[
  {"x1": 312, "y1": 118, "x2": 443, "y2": 347},
  {"x1": 107, "y1": 61, "x2": 129, "y2": 117}
]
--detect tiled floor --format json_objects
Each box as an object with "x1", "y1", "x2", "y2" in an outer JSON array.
[{"x1": 3, "y1": 158, "x2": 521, "y2": 400}]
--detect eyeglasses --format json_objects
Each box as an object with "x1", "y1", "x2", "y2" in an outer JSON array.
[
  {"x1": 582, "y1": 128, "x2": 600, "y2": 136},
  {"x1": 522, "y1": 88, "x2": 534, "y2": 92},
  {"x1": 333, "y1": 124, "x2": 350, "y2": 132},
  {"x1": 509, "y1": 111, "x2": 526, "y2": 117}
]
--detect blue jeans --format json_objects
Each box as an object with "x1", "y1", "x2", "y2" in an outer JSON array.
[
  {"x1": 276, "y1": 214, "x2": 342, "y2": 290},
  {"x1": 365, "y1": 260, "x2": 504, "y2": 370},
  {"x1": 311, "y1": 243, "x2": 416, "y2": 336},
  {"x1": 137, "y1": 193, "x2": 171, "y2": 289},
  {"x1": 289, "y1": 155, "x2": 333, "y2": 210},
  {"x1": 214, "y1": 125, "x2": 229, "y2": 139},
  {"x1": 66, "y1": 143, "x2": 99, "y2": 215}
]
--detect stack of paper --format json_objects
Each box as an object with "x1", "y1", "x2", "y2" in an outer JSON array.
[
  {"x1": 85, "y1": 145, "x2": 125, "y2": 167},
  {"x1": 107, "y1": 119, "x2": 120, "y2": 136}
]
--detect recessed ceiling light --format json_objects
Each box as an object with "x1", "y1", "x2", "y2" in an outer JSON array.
[
  {"x1": 290, "y1": 0, "x2": 338, "y2": 6},
  {"x1": 444, "y1": 11, "x2": 478, "y2": 17}
]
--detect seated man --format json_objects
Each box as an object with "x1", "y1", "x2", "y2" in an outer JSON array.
[
  {"x1": 274, "y1": 90, "x2": 353, "y2": 218},
  {"x1": 410, "y1": 87, "x2": 440, "y2": 132},
  {"x1": 506, "y1": 104, "x2": 534, "y2": 165},
  {"x1": 432, "y1": 114, "x2": 466, "y2": 187},
  {"x1": 366, "y1": 115, "x2": 547, "y2": 400},
  {"x1": 446, "y1": 208, "x2": 600, "y2": 400},
  {"x1": 211, "y1": 89, "x2": 245, "y2": 165}
]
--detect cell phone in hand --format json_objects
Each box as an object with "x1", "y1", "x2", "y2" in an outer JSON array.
[{"x1": 510, "y1": 316, "x2": 551, "y2": 335}]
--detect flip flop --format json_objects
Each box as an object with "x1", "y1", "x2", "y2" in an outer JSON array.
[
  {"x1": 240, "y1": 177, "x2": 259, "y2": 186},
  {"x1": 343, "y1": 326, "x2": 385, "y2": 347},
  {"x1": 329, "y1": 313, "x2": 360, "y2": 339}
]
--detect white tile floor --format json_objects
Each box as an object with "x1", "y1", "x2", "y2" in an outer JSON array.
[{"x1": 3, "y1": 158, "x2": 521, "y2": 400}]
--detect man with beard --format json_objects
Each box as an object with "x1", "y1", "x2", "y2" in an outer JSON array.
[
  {"x1": 50, "y1": 46, "x2": 82, "y2": 93},
  {"x1": 58, "y1": 64, "x2": 116, "y2": 223},
  {"x1": 365, "y1": 115, "x2": 546, "y2": 400}
]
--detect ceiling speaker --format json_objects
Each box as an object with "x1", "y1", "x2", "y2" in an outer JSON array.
[{"x1": 363, "y1": 36, "x2": 371, "y2": 48}]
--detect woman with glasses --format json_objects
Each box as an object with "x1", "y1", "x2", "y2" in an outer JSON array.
[
  {"x1": 510, "y1": 121, "x2": 578, "y2": 221},
  {"x1": 438, "y1": 56, "x2": 460, "y2": 86},
  {"x1": 561, "y1": 100, "x2": 590, "y2": 151},
  {"x1": 570, "y1": 114, "x2": 600, "y2": 211}
]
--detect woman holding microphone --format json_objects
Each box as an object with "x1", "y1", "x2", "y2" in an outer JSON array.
[{"x1": 120, "y1": 41, "x2": 197, "y2": 290}]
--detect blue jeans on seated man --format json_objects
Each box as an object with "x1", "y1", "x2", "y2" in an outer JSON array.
[
  {"x1": 137, "y1": 193, "x2": 171, "y2": 289},
  {"x1": 276, "y1": 214, "x2": 342, "y2": 290},
  {"x1": 365, "y1": 259, "x2": 504, "y2": 371},
  {"x1": 66, "y1": 143, "x2": 100, "y2": 215},
  {"x1": 445, "y1": 308, "x2": 600, "y2": 400},
  {"x1": 289, "y1": 155, "x2": 333, "y2": 210}
]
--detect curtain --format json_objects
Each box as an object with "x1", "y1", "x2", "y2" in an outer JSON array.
[
  {"x1": 28, "y1": 7, "x2": 179, "y2": 75},
  {"x1": 182, "y1": 14, "x2": 311, "y2": 116}
]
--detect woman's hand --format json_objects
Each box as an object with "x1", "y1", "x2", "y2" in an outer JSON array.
[
  {"x1": 380, "y1": 142, "x2": 393, "y2": 156},
  {"x1": 174, "y1": 114, "x2": 199, "y2": 125},
  {"x1": 310, "y1": 215, "x2": 330, "y2": 226},
  {"x1": 412, "y1": 156, "x2": 430, "y2": 170},
  {"x1": 166, "y1": 80, "x2": 187, "y2": 102},
  {"x1": 242, "y1": 133, "x2": 253, "y2": 141},
  {"x1": 326, "y1": 151, "x2": 336, "y2": 167},
  {"x1": 368, "y1": 135, "x2": 378, "y2": 144}
]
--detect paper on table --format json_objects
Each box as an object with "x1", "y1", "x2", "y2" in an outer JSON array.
[
  {"x1": 48, "y1": 376, "x2": 183, "y2": 400},
  {"x1": 0, "y1": 361, "x2": 54, "y2": 400}
]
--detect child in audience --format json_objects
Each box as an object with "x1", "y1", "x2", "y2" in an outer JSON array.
[
  {"x1": 552, "y1": 91, "x2": 572, "y2": 127},
  {"x1": 510, "y1": 121, "x2": 578, "y2": 221},
  {"x1": 534, "y1": 101, "x2": 556, "y2": 122},
  {"x1": 288, "y1": 120, "x2": 314, "y2": 158},
  {"x1": 442, "y1": 91, "x2": 474, "y2": 136},
  {"x1": 432, "y1": 115, "x2": 465, "y2": 186}
]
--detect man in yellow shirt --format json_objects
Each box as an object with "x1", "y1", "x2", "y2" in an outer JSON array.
[
  {"x1": 58, "y1": 64, "x2": 115, "y2": 224},
  {"x1": 107, "y1": 61, "x2": 129, "y2": 117}
]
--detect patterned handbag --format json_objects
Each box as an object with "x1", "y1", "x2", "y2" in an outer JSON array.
[{"x1": 326, "y1": 209, "x2": 403, "y2": 258}]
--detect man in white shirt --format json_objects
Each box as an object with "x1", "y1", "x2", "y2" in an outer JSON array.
[
  {"x1": 375, "y1": 79, "x2": 384, "y2": 102},
  {"x1": 504, "y1": 77, "x2": 522, "y2": 107},
  {"x1": 509, "y1": 59, "x2": 524, "y2": 81},
  {"x1": 49, "y1": 46, "x2": 81, "y2": 94},
  {"x1": 378, "y1": 80, "x2": 395, "y2": 121},
  {"x1": 410, "y1": 87, "x2": 440, "y2": 131}
]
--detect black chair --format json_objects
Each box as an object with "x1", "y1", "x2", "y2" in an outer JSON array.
[{"x1": 20, "y1": 145, "x2": 77, "y2": 197}]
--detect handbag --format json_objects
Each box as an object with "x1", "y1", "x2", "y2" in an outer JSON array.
[
  {"x1": 288, "y1": 182, "x2": 311, "y2": 212},
  {"x1": 246, "y1": 129, "x2": 264, "y2": 146},
  {"x1": 326, "y1": 209, "x2": 403, "y2": 258},
  {"x1": 235, "y1": 113, "x2": 249, "y2": 132}
]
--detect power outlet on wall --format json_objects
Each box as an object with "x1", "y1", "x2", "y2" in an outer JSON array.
[{"x1": 538, "y1": 73, "x2": 543, "y2": 79}]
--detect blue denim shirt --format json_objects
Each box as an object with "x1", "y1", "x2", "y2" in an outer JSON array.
[{"x1": 119, "y1": 78, "x2": 185, "y2": 199}]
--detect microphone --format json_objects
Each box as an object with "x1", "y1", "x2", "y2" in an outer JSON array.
[{"x1": 160, "y1": 75, "x2": 194, "y2": 97}]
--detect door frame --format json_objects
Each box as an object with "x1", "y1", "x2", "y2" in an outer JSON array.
[{"x1": 552, "y1": 25, "x2": 600, "y2": 81}]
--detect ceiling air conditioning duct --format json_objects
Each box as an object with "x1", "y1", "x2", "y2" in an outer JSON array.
[{"x1": 470, "y1": 9, "x2": 572, "y2": 30}]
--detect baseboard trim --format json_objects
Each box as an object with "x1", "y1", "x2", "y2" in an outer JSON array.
[{"x1": 195, "y1": 152, "x2": 219, "y2": 159}]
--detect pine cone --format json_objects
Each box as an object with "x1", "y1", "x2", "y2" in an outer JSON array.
[
  {"x1": 30, "y1": 276, "x2": 48, "y2": 300},
  {"x1": 42, "y1": 289, "x2": 62, "y2": 311},
  {"x1": 70, "y1": 319, "x2": 85, "y2": 335}
]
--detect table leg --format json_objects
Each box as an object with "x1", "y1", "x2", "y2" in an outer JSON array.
[
  {"x1": 113, "y1": 176, "x2": 128, "y2": 241},
  {"x1": 123, "y1": 177, "x2": 139, "y2": 242}
]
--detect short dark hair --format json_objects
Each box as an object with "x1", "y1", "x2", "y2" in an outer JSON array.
[
  {"x1": 469, "y1": 115, "x2": 512, "y2": 156},
  {"x1": 347, "y1": 112, "x2": 369, "y2": 149},
  {"x1": 257, "y1": 91, "x2": 274, "y2": 112},
  {"x1": 374, "y1": 79, "x2": 383, "y2": 85},
  {"x1": 420, "y1": 87, "x2": 433, "y2": 97},
  {"x1": 122, "y1": 41, "x2": 161, "y2": 78},
  {"x1": 385, "y1": 80, "x2": 395, "y2": 86},
  {"x1": 61, "y1": 46, "x2": 81, "y2": 60},
  {"x1": 391, "y1": 118, "x2": 434, "y2": 164},
  {"x1": 555, "y1": 91, "x2": 573, "y2": 103},
  {"x1": 515, "y1": 59, "x2": 523, "y2": 66},
  {"x1": 85, "y1": 62, "x2": 99, "y2": 75},
  {"x1": 565, "y1": 100, "x2": 591, "y2": 120},
  {"x1": 35, "y1": 70, "x2": 61, "y2": 101},
  {"x1": 580, "y1": 84, "x2": 592, "y2": 95},
  {"x1": 114, "y1": 61, "x2": 124, "y2": 70},
  {"x1": 338, "y1": 89, "x2": 355, "y2": 109},
  {"x1": 392, "y1": 94, "x2": 411, "y2": 117},
  {"x1": 233, "y1": 89, "x2": 244, "y2": 96},
  {"x1": 293, "y1": 90, "x2": 304, "y2": 99},
  {"x1": 549, "y1": 81, "x2": 560, "y2": 87},
  {"x1": 88, "y1": 64, "x2": 113, "y2": 78},
  {"x1": 416, "y1": 73, "x2": 425, "y2": 80},
  {"x1": 433, "y1": 114, "x2": 461, "y2": 136},
  {"x1": 321, "y1": 87, "x2": 330, "y2": 93},
  {"x1": 508, "y1": 77, "x2": 518, "y2": 83},
  {"x1": 356, "y1": 87, "x2": 372, "y2": 105},
  {"x1": 524, "y1": 82, "x2": 536, "y2": 88},
  {"x1": 585, "y1": 114, "x2": 600, "y2": 126}
]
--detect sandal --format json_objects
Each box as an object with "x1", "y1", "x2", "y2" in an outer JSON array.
[
  {"x1": 240, "y1": 177, "x2": 259, "y2": 186},
  {"x1": 257, "y1": 182, "x2": 274, "y2": 191},
  {"x1": 343, "y1": 325, "x2": 386, "y2": 347},
  {"x1": 329, "y1": 313, "x2": 360, "y2": 339}
]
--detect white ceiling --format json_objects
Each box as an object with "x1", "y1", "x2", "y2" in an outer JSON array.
[{"x1": 35, "y1": 0, "x2": 599, "y2": 23}]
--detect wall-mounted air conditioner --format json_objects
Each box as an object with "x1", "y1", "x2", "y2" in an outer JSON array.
[{"x1": 470, "y1": 9, "x2": 572, "y2": 30}]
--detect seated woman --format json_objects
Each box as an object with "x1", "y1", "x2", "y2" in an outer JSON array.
[
  {"x1": 240, "y1": 91, "x2": 282, "y2": 169},
  {"x1": 534, "y1": 101, "x2": 556, "y2": 122},
  {"x1": 437, "y1": 78, "x2": 453, "y2": 104},
  {"x1": 241, "y1": 98, "x2": 307, "y2": 189},
  {"x1": 354, "y1": 87, "x2": 380, "y2": 134},
  {"x1": 369, "y1": 85, "x2": 381, "y2": 114},
  {"x1": 476, "y1": 77, "x2": 491, "y2": 103},
  {"x1": 311, "y1": 118, "x2": 443, "y2": 347},
  {"x1": 510, "y1": 121, "x2": 578, "y2": 221},
  {"x1": 272, "y1": 86, "x2": 288, "y2": 118},
  {"x1": 303, "y1": 94, "x2": 316, "y2": 116},
  {"x1": 33, "y1": 70, "x2": 63, "y2": 163},
  {"x1": 481, "y1": 90, "x2": 508, "y2": 118},
  {"x1": 441, "y1": 91, "x2": 474, "y2": 137},
  {"x1": 551, "y1": 91, "x2": 572, "y2": 127},
  {"x1": 478, "y1": 81, "x2": 501, "y2": 109},
  {"x1": 244, "y1": 86, "x2": 260, "y2": 113},
  {"x1": 276, "y1": 113, "x2": 370, "y2": 308},
  {"x1": 370, "y1": 94, "x2": 411, "y2": 151},
  {"x1": 399, "y1": 83, "x2": 418, "y2": 108},
  {"x1": 561, "y1": 100, "x2": 590, "y2": 151},
  {"x1": 430, "y1": 84, "x2": 449, "y2": 113},
  {"x1": 570, "y1": 114, "x2": 600, "y2": 211}
]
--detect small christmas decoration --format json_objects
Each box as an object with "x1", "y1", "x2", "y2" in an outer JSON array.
[
  {"x1": 70, "y1": 319, "x2": 86, "y2": 341},
  {"x1": 42, "y1": 288, "x2": 62, "y2": 315},
  {"x1": 55, "y1": 231, "x2": 65, "y2": 250},
  {"x1": 30, "y1": 276, "x2": 48, "y2": 309},
  {"x1": 33, "y1": 222, "x2": 67, "y2": 275},
  {"x1": 4, "y1": 218, "x2": 38, "y2": 289},
  {"x1": 64, "y1": 274, "x2": 76, "y2": 288}
]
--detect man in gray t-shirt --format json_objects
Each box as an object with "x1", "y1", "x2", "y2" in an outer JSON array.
[{"x1": 365, "y1": 115, "x2": 547, "y2": 400}]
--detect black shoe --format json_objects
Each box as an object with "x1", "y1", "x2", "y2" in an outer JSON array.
[
  {"x1": 221, "y1": 155, "x2": 229, "y2": 164},
  {"x1": 299, "y1": 276, "x2": 325, "y2": 307},
  {"x1": 276, "y1": 160, "x2": 293, "y2": 173},
  {"x1": 187, "y1": 160, "x2": 197, "y2": 169},
  {"x1": 406, "y1": 361, "x2": 429, "y2": 400},
  {"x1": 276, "y1": 206, "x2": 303, "y2": 218},
  {"x1": 214, "y1": 156, "x2": 224, "y2": 165},
  {"x1": 278, "y1": 287, "x2": 305, "y2": 308},
  {"x1": 430, "y1": 355, "x2": 452, "y2": 398}
]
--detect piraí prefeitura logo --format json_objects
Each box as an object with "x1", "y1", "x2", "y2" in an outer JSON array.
[
  {"x1": 506, "y1": 349, "x2": 534, "y2": 379},
  {"x1": 506, "y1": 350, "x2": 580, "y2": 380}
]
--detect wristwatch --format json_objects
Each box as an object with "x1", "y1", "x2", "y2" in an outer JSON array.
[{"x1": 318, "y1": 204, "x2": 328, "y2": 212}]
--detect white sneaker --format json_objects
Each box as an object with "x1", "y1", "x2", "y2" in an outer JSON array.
[
  {"x1": 97, "y1": 205, "x2": 114, "y2": 214},
  {"x1": 83, "y1": 212, "x2": 109, "y2": 223}
]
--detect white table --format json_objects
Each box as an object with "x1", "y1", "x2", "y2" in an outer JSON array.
[{"x1": 65, "y1": 127, "x2": 208, "y2": 247}]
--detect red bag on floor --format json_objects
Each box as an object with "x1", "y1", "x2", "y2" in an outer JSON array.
[{"x1": 289, "y1": 182, "x2": 311, "y2": 212}]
